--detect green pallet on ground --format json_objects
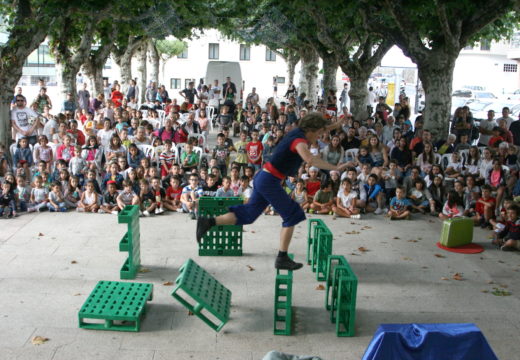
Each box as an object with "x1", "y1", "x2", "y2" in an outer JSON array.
[
  {"x1": 274, "y1": 254, "x2": 294, "y2": 336},
  {"x1": 198, "y1": 197, "x2": 244, "y2": 256},
  {"x1": 171, "y1": 258, "x2": 232, "y2": 332},
  {"x1": 78, "y1": 280, "x2": 153, "y2": 332}
]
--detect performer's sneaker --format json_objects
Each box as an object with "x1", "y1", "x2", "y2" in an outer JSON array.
[
  {"x1": 275, "y1": 256, "x2": 303, "y2": 270},
  {"x1": 196, "y1": 217, "x2": 214, "y2": 243}
]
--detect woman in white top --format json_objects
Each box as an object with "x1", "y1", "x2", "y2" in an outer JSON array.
[
  {"x1": 416, "y1": 141, "x2": 436, "y2": 175},
  {"x1": 478, "y1": 147, "x2": 494, "y2": 183},
  {"x1": 332, "y1": 178, "x2": 360, "y2": 219}
]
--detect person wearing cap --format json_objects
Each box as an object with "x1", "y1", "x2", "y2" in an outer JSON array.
[
  {"x1": 100, "y1": 180, "x2": 121, "y2": 214},
  {"x1": 197, "y1": 113, "x2": 348, "y2": 270}
]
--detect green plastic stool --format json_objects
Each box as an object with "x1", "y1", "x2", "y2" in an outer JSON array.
[
  {"x1": 171, "y1": 258, "x2": 232, "y2": 332},
  {"x1": 78, "y1": 280, "x2": 153, "y2": 332}
]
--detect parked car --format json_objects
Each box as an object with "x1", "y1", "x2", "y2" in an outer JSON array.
[
  {"x1": 452, "y1": 89, "x2": 498, "y2": 101},
  {"x1": 469, "y1": 101, "x2": 516, "y2": 120}
]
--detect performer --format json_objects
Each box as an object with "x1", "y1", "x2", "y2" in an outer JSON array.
[{"x1": 197, "y1": 113, "x2": 348, "y2": 270}]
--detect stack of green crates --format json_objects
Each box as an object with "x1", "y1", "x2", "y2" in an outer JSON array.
[
  {"x1": 118, "y1": 205, "x2": 141, "y2": 279},
  {"x1": 274, "y1": 254, "x2": 294, "y2": 335},
  {"x1": 198, "y1": 197, "x2": 243, "y2": 256}
]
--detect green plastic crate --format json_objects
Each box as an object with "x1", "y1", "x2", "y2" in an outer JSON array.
[
  {"x1": 171, "y1": 258, "x2": 232, "y2": 332},
  {"x1": 439, "y1": 217, "x2": 473, "y2": 248},
  {"x1": 307, "y1": 219, "x2": 326, "y2": 265},
  {"x1": 78, "y1": 280, "x2": 153, "y2": 332},
  {"x1": 274, "y1": 254, "x2": 294, "y2": 336},
  {"x1": 329, "y1": 263, "x2": 357, "y2": 337},
  {"x1": 325, "y1": 255, "x2": 348, "y2": 311},
  {"x1": 118, "y1": 205, "x2": 141, "y2": 279},
  {"x1": 198, "y1": 197, "x2": 244, "y2": 256},
  {"x1": 315, "y1": 225, "x2": 333, "y2": 281}
]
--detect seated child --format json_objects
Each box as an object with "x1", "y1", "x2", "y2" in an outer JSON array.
[
  {"x1": 47, "y1": 182, "x2": 68, "y2": 212},
  {"x1": 100, "y1": 180, "x2": 120, "y2": 214},
  {"x1": 164, "y1": 176, "x2": 183, "y2": 212},
  {"x1": 388, "y1": 186, "x2": 411, "y2": 220},
  {"x1": 310, "y1": 181, "x2": 334, "y2": 215},
  {"x1": 493, "y1": 203, "x2": 520, "y2": 251},
  {"x1": 364, "y1": 174, "x2": 385, "y2": 214},
  {"x1": 216, "y1": 176, "x2": 235, "y2": 197},
  {"x1": 116, "y1": 180, "x2": 140, "y2": 209},
  {"x1": 28, "y1": 175, "x2": 48, "y2": 212},
  {"x1": 291, "y1": 179, "x2": 309, "y2": 211},
  {"x1": 150, "y1": 177, "x2": 165, "y2": 215},
  {"x1": 138, "y1": 178, "x2": 156, "y2": 216},
  {"x1": 77, "y1": 180, "x2": 100, "y2": 213},
  {"x1": 238, "y1": 175, "x2": 253, "y2": 203},
  {"x1": 332, "y1": 178, "x2": 360, "y2": 219},
  {"x1": 408, "y1": 178, "x2": 435, "y2": 214},
  {"x1": 181, "y1": 173, "x2": 203, "y2": 219},
  {"x1": 181, "y1": 143, "x2": 199, "y2": 174},
  {"x1": 202, "y1": 174, "x2": 219, "y2": 197},
  {"x1": 305, "y1": 166, "x2": 321, "y2": 202},
  {"x1": 439, "y1": 190, "x2": 464, "y2": 219},
  {"x1": 473, "y1": 184, "x2": 496, "y2": 229},
  {"x1": 13, "y1": 137, "x2": 34, "y2": 179},
  {"x1": 14, "y1": 175, "x2": 30, "y2": 212},
  {"x1": 0, "y1": 181, "x2": 16, "y2": 218}
]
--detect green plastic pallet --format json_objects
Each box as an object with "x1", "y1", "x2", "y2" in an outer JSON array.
[
  {"x1": 171, "y1": 258, "x2": 232, "y2": 332},
  {"x1": 118, "y1": 205, "x2": 141, "y2": 279},
  {"x1": 274, "y1": 254, "x2": 294, "y2": 336},
  {"x1": 78, "y1": 280, "x2": 153, "y2": 332},
  {"x1": 315, "y1": 225, "x2": 333, "y2": 281},
  {"x1": 307, "y1": 219, "x2": 325, "y2": 265},
  {"x1": 198, "y1": 197, "x2": 244, "y2": 256}
]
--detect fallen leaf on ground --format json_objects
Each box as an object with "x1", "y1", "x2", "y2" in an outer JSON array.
[
  {"x1": 350, "y1": 253, "x2": 360, "y2": 256},
  {"x1": 402, "y1": 257, "x2": 412, "y2": 261},
  {"x1": 407, "y1": 239, "x2": 418, "y2": 243},
  {"x1": 422, "y1": 266, "x2": 428, "y2": 269},
  {"x1": 481, "y1": 290, "x2": 489, "y2": 293},
  {"x1": 345, "y1": 231, "x2": 360, "y2": 235},
  {"x1": 358, "y1": 247, "x2": 369, "y2": 253},
  {"x1": 452, "y1": 273, "x2": 463, "y2": 281},
  {"x1": 417, "y1": 237, "x2": 422, "y2": 240},
  {"x1": 487, "y1": 280, "x2": 495, "y2": 284},
  {"x1": 315, "y1": 284, "x2": 325, "y2": 290},
  {"x1": 73, "y1": 293, "x2": 81, "y2": 296},
  {"x1": 362, "y1": 226, "x2": 372, "y2": 229},
  {"x1": 246, "y1": 265, "x2": 255, "y2": 271},
  {"x1": 188, "y1": 311, "x2": 194, "y2": 316},
  {"x1": 441, "y1": 277, "x2": 449, "y2": 281},
  {"x1": 491, "y1": 288, "x2": 512, "y2": 296},
  {"x1": 31, "y1": 336, "x2": 49, "y2": 345},
  {"x1": 499, "y1": 284, "x2": 508, "y2": 288},
  {"x1": 428, "y1": 220, "x2": 434, "y2": 223},
  {"x1": 163, "y1": 281, "x2": 173, "y2": 286},
  {"x1": 350, "y1": 222, "x2": 358, "y2": 225},
  {"x1": 393, "y1": 236, "x2": 400, "y2": 240},
  {"x1": 138, "y1": 268, "x2": 151, "y2": 273},
  {"x1": 70, "y1": 260, "x2": 77, "y2": 264},
  {"x1": 498, "y1": 260, "x2": 505, "y2": 264},
  {"x1": 251, "y1": 230, "x2": 256, "y2": 233},
  {"x1": 38, "y1": 233, "x2": 44, "y2": 237},
  {"x1": 434, "y1": 254, "x2": 445, "y2": 258}
]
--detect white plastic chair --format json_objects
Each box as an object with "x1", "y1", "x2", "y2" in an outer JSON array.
[
  {"x1": 156, "y1": 110, "x2": 166, "y2": 125},
  {"x1": 345, "y1": 148, "x2": 359, "y2": 162},
  {"x1": 137, "y1": 144, "x2": 155, "y2": 161},
  {"x1": 146, "y1": 118, "x2": 161, "y2": 129},
  {"x1": 459, "y1": 149, "x2": 469, "y2": 164},
  {"x1": 434, "y1": 153, "x2": 441, "y2": 165},
  {"x1": 326, "y1": 110, "x2": 336, "y2": 117},
  {"x1": 177, "y1": 143, "x2": 203, "y2": 167},
  {"x1": 440, "y1": 153, "x2": 452, "y2": 171},
  {"x1": 188, "y1": 133, "x2": 207, "y2": 151}
]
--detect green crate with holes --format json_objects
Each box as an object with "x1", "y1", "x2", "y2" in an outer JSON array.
[
  {"x1": 171, "y1": 258, "x2": 232, "y2": 332},
  {"x1": 274, "y1": 254, "x2": 294, "y2": 335},
  {"x1": 118, "y1": 205, "x2": 141, "y2": 279},
  {"x1": 78, "y1": 281, "x2": 153, "y2": 332},
  {"x1": 198, "y1": 197, "x2": 244, "y2": 256}
]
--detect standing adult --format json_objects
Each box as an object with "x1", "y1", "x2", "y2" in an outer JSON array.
[
  {"x1": 196, "y1": 113, "x2": 348, "y2": 270},
  {"x1": 62, "y1": 92, "x2": 77, "y2": 114},
  {"x1": 103, "y1": 79, "x2": 112, "y2": 101},
  {"x1": 509, "y1": 114, "x2": 520, "y2": 146},
  {"x1": 222, "y1": 77, "x2": 237, "y2": 104},
  {"x1": 145, "y1": 82, "x2": 158, "y2": 104},
  {"x1": 478, "y1": 110, "x2": 497, "y2": 147},
  {"x1": 180, "y1": 81, "x2": 197, "y2": 105},
  {"x1": 77, "y1": 83, "x2": 90, "y2": 111},
  {"x1": 496, "y1": 107, "x2": 515, "y2": 130},
  {"x1": 367, "y1": 86, "x2": 377, "y2": 116},
  {"x1": 208, "y1": 79, "x2": 221, "y2": 107},
  {"x1": 339, "y1": 83, "x2": 349, "y2": 111},
  {"x1": 126, "y1": 79, "x2": 139, "y2": 102},
  {"x1": 11, "y1": 95, "x2": 40, "y2": 143},
  {"x1": 32, "y1": 87, "x2": 52, "y2": 113}
]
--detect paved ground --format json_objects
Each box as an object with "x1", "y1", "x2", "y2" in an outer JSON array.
[{"x1": 0, "y1": 210, "x2": 519, "y2": 360}]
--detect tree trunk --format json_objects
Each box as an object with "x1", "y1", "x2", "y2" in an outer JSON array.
[
  {"x1": 346, "y1": 70, "x2": 371, "y2": 122},
  {"x1": 113, "y1": 37, "x2": 143, "y2": 95},
  {"x1": 0, "y1": 89, "x2": 13, "y2": 148},
  {"x1": 136, "y1": 44, "x2": 148, "y2": 104},
  {"x1": 418, "y1": 56, "x2": 456, "y2": 141},
  {"x1": 148, "y1": 40, "x2": 160, "y2": 86},
  {"x1": 83, "y1": 29, "x2": 115, "y2": 99},
  {"x1": 322, "y1": 53, "x2": 339, "y2": 100},
  {"x1": 287, "y1": 52, "x2": 300, "y2": 85},
  {"x1": 299, "y1": 47, "x2": 319, "y2": 105},
  {"x1": 84, "y1": 62, "x2": 104, "y2": 98},
  {"x1": 55, "y1": 62, "x2": 78, "y2": 106}
]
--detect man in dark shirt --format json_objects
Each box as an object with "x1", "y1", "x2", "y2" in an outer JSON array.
[
  {"x1": 180, "y1": 82, "x2": 197, "y2": 104},
  {"x1": 341, "y1": 127, "x2": 361, "y2": 150},
  {"x1": 510, "y1": 115, "x2": 520, "y2": 146}
]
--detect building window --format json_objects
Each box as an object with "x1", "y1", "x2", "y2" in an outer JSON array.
[
  {"x1": 177, "y1": 46, "x2": 188, "y2": 59},
  {"x1": 480, "y1": 39, "x2": 491, "y2": 51},
  {"x1": 504, "y1": 64, "x2": 518, "y2": 73},
  {"x1": 24, "y1": 44, "x2": 54, "y2": 67},
  {"x1": 208, "y1": 43, "x2": 219, "y2": 59},
  {"x1": 265, "y1": 48, "x2": 276, "y2": 61},
  {"x1": 239, "y1": 44, "x2": 250, "y2": 61},
  {"x1": 170, "y1": 78, "x2": 181, "y2": 89},
  {"x1": 276, "y1": 77, "x2": 286, "y2": 84}
]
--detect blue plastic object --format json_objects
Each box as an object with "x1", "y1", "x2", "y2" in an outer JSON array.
[{"x1": 362, "y1": 323, "x2": 498, "y2": 360}]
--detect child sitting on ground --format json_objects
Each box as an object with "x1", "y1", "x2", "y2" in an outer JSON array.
[
  {"x1": 28, "y1": 175, "x2": 48, "y2": 212},
  {"x1": 164, "y1": 176, "x2": 183, "y2": 212},
  {"x1": 439, "y1": 190, "x2": 464, "y2": 219},
  {"x1": 473, "y1": 184, "x2": 496, "y2": 229},
  {"x1": 291, "y1": 179, "x2": 309, "y2": 211},
  {"x1": 13, "y1": 137, "x2": 33, "y2": 180},
  {"x1": 117, "y1": 180, "x2": 140, "y2": 210},
  {"x1": 14, "y1": 175, "x2": 30, "y2": 212},
  {"x1": 0, "y1": 181, "x2": 16, "y2": 218},
  {"x1": 151, "y1": 177, "x2": 165, "y2": 215},
  {"x1": 388, "y1": 186, "x2": 411, "y2": 220},
  {"x1": 305, "y1": 166, "x2": 321, "y2": 203},
  {"x1": 77, "y1": 180, "x2": 99, "y2": 213},
  {"x1": 201, "y1": 174, "x2": 219, "y2": 198},
  {"x1": 47, "y1": 182, "x2": 68, "y2": 212},
  {"x1": 333, "y1": 178, "x2": 360, "y2": 219},
  {"x1": 138, "y1": 178, "x2": 156, "y2": 217},
  {"x1": 238, "y1": 175, "x2": 253, "y2": 203},
  {"x1": 493, "y1": 204, "x2": 520, "y2": 251},
  {"x1": 310, "y1": 181, "x2": 334, "y2": 215},
  {"x1": 99, "y1": 180, "x2": 120, "y2": 214},
  {"x1": 364, "y1": 174, "x2": 385, "y2": 214},
  {"x1": 181, "y1": 173, "x2": 203, "y2": 219}
]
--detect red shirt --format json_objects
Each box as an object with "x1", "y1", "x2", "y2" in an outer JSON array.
[
  {"x1": 475, "y1": 196, "x2": 496, "y2": 215},
  {"x1": 67, "y1": 129, "x2": 85, "y2": 146},
  {"x1": 246, "y1": 141, "x2": 264, "y2": 165},
  {"x1": 166, "y1": 186, "x2": 182, "y2": 201},
  {"x1": 306, "y1": 180, "x2": 321, "y2": 197},
  {"x1": 111, "y1": 90, "x2": 124, "y2": 108}
]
